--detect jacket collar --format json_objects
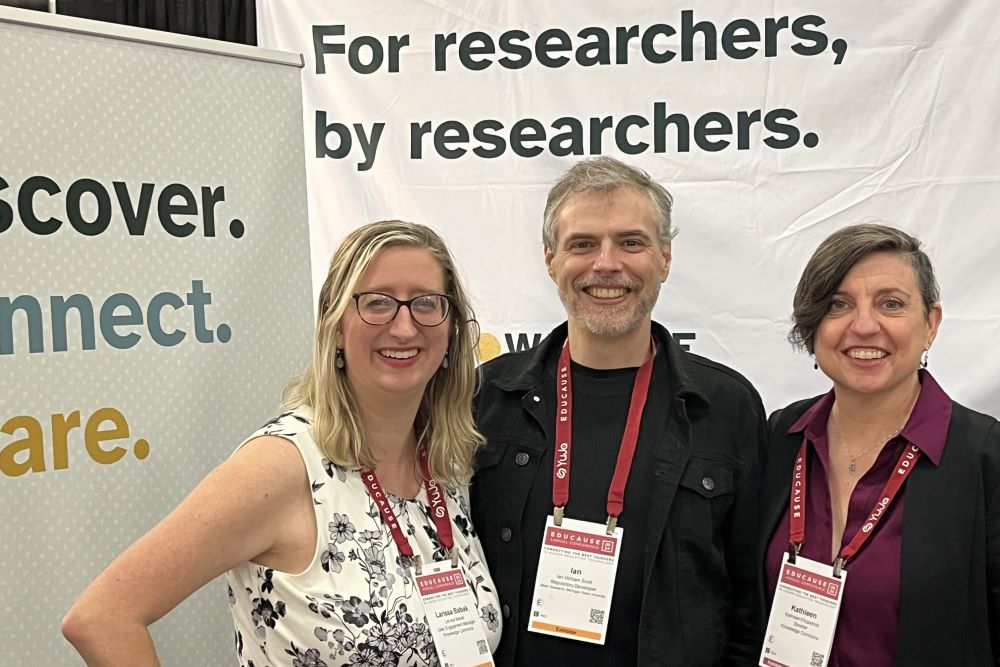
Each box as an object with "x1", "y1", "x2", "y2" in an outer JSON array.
[{"x1": 492, "y1": 321, "x2": 711, "y2": 409}]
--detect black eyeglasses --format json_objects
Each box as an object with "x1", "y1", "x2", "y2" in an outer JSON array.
[{"x1": 352, "y1": 292, "x2": 453, "y2": 326}]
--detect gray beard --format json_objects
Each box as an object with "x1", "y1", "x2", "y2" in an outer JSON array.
[{"x1": 559, "y1": 283, "x2": 660, "y2": 338}]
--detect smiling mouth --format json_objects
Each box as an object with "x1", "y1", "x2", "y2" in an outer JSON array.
[
  {"x1": 846, "y1": 348, "x2": 887, "y2": 360},
  {"x1": 585, "y1": 286, "x2": 627, "y2": 299},
  {"x1": 379, "y1": 349, "x2": 418, "y2": 359}
]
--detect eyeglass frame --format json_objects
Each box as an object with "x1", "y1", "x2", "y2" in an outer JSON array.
[{"x1": 351, "y1": 291, "x2": 455, "y2": 327}]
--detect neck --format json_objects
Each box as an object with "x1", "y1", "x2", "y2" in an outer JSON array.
[
  {"x1": 354, "y1": 391, "x2": 422, "y2": 468},
  {"x1": 566, "y1": 319, "x2": 652, "y2": 369},
  {"x1": 831, "y1": 375, "x2": 921, "y2": 435}
]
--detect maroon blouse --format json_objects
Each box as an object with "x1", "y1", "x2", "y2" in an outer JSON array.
[{"x1": 765, "y1": 370, "x2": 951, "y2": 667}]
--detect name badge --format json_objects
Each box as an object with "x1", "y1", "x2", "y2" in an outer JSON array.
[
  {"x1": 760, "y1": 552, "x2": 846, "y2": 667},
  {"x1": 527, "y1": 515, "x2": 623, "y2": 644},
  {"x1": 416, "y1": 561, "x2": 495, "y2": 667}
]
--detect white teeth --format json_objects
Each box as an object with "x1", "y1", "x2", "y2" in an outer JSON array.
[
  {"x1": 848, "y1": 349, "x2": 886, "y2": 360},
  {"x1": 380, "y1": 349, "x2": 418, "y2": 359},
  {"x1": 588, "y1": 287, "x2": 626, "y2": 298}
]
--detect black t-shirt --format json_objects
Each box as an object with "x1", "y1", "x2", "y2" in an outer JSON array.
[{"x1": 514, "y1": 359, "x2": 664, "y2": 666}]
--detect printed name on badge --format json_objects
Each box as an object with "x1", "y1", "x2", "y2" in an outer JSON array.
[
  {"x1": 760, "y1": 552, "x2": 845, "y2": 667},
  {"x1": 527, "y1": 516, "x2": 623, "y2": 645},
  {"x1": 417, "y1": 561, "x2": 495, "y2": 667}
]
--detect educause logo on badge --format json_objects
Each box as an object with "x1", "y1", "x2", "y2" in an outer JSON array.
[
  {"x1": 545, "y1": 526, "x2": 616, "y2": 555},
  {"x1": 780, "y1": 564, "x2": 841, "y2": 599},
  {"x1": 416, "y1": 569, "x2": 466, "y2": 595}
]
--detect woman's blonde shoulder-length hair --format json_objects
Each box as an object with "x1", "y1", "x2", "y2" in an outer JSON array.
[{"x1": 283, "y1": 220, "x2": 483, "y2": 488}]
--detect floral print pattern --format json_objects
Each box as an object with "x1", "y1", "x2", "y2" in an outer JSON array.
[{"x1": 227, "y1": 410, "x2": 501, "y2": 666}]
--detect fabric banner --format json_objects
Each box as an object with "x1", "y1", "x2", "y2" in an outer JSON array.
[
  {"x1": 258, "y1": 1, "x2": 1000, "y2": 415},
  {"x1": 0, "y1": 8, "x2": 312, "y2": 665}
]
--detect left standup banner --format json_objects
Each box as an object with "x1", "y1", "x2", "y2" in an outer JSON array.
[{"x1": 0, "y1": 7, "x2": 312, "y2": 665}]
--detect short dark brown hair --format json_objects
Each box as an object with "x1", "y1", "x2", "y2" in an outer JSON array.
[{"x1": 790, "y1": 223, "x2": 940, "y2": 353}]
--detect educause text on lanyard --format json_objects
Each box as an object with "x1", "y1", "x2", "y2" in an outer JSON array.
[
  {"x1": 552, "y1": 338, "x2": 656, "y2": 533},
  {"x1": 789, "y1": 436, "x2": 921, "y2": 576},
  {"x1": 526, "y1": 338, "x2": 655, "y2": 645},
  {"x1": 759, "y1": 433, "x2": 922, "y2": 667},
  {"x1": 361, "y1": 448, "x2": 455, "y2": 575},
  {"x1": 364, "y1": 450, "x2": 497, "y2": 666}
]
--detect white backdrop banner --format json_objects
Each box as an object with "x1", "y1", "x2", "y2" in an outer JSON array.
[
  {"x1": 256, "y1": 1, "x2": 1000, "y2": 414},
  {"x1": 0, "y1": 8, "x2": 312, "y2": 665}
]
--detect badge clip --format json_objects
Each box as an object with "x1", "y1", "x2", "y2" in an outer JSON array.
[
  {"x1": 788, "y1": 543, "x2": 801, "y2": 564},
  {"x1": 412, "y1": 554, "x2": 423, "y2": 575},
  {"x1": 605, "y1": 515, "x2": 617, "y2": 535},
  {"x1": 832, "y1": 556, "x2": 845, "y2": 579},
  {"x1": 450, "y1": 548, "x2": 460, "y2": 568},
  {"x1": 553, "y1": 506, "x2": 564, "y2": 526}
]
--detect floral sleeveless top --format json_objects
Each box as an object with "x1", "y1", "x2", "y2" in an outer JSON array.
[{"x1": 226, "y1": 409, "x2": 501, "y2": 667}]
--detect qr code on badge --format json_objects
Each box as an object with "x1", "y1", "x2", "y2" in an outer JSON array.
[
  {"x1": 810, "y1": 651, "x2": 825, "y2": 666},
  {"x1": 476, "y1": 639, "x2": 488, "y2": 655},
  {"x1": 589, "y1": 608, "x2": 605, "y2": 625}
]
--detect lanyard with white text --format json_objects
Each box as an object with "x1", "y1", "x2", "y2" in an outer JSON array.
[
  {"x1": 552, "y1": 338, "x2": 655, "y2": 534},
  {"x1": 788, "y1": 435, "x2": 921, "y2": 576},
  {"x1": 362, "y1": 448, "x2": 454, "y2": 573}
]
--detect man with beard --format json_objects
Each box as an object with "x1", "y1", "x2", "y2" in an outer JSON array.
[{"x1": 471, "y1": 157, "x2": 765, "y2": 666}]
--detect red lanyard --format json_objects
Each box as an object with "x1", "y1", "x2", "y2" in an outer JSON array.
[
  {"x1": 362, "y1": 448, "x2": 453, "y2": 569},
  {"x1": 552, "y1": 338, "x2": 655, "y2": 533},
  {"x1": 788, "y1": 435, "x2": 921, "y2": 574}
]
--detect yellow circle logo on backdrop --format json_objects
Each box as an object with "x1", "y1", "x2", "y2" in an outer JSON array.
[{"x1": 477, "y1": 332, "x2": 502, "y2": 362}]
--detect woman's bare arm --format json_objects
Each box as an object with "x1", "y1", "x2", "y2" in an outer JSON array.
[{"x1": 61, "y1": 435, "x2": 313, "y2": 666}]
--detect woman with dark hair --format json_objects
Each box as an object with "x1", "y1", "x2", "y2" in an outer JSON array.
[
  {"x1": 759, "y1": 223, "x2": 999, "y2": 667},
  {"x1": 63, "y1": 220, "x2": 501, "y2": 666}
]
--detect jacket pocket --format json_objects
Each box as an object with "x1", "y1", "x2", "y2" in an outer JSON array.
[
  {"x1": 674, "y1": 456, "x2": 736, "y2": 540},
  {"x1": 473, "y1": 439, "x2": 506, "y2": 472}
]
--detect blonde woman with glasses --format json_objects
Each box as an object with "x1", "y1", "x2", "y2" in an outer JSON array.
[{"x1": 64, "y1": 221, "x2": 501, "y2": 667}]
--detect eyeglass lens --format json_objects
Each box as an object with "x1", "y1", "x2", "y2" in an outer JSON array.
[{"x1": 355, "y1": 292, "x2": 450, "y2": 326}]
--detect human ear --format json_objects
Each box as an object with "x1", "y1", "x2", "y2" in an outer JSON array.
[
  {"x1": 925, "y1": 302, "x2": 943, "y2": 348},
  {"x1": 660, "y1": 244, "x2": 672, "y2": 283}
]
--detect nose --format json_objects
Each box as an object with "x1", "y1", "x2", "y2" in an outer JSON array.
[
  {"x1": 387, "y1": 304, "x2": 419, "y2": 338},
  {"x1": 592, "y1": 241, "x2": 623, "y2": 272},
  {"x1": 849, "y1": 304, "x2": 880, "y2": 335}
]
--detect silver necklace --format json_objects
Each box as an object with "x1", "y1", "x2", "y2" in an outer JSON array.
[{"x1": 830, "y1": 418, "x2": 906, "y2": 476}]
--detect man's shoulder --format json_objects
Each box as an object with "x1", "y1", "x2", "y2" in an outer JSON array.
[
  {"x1": 480, "y1": 346, "x2": 537, "y2": 378},
  {"x1": 665, "y1": 340, "x2": 763, "y2": 411},
  {"x1": 680, "y1": 349, "x2": 759, "y2": 394},
  {"x1": 478, "y1": 324, "x2": 564, "y2": 390}
]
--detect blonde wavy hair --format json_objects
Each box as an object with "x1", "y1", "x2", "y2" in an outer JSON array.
[{"x1": 283, "y1": 220, "x2": 482, "y2": 488}]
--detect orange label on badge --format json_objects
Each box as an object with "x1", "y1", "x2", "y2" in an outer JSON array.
[{"x1": 530, "y1": 621, "x2": 602, "y2": 641}]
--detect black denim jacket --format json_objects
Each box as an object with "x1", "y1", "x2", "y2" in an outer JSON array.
[{"x1": 471, "y1": 322, "x2": 766, "y2": 666}]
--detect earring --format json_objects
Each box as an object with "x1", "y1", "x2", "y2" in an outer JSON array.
[
  {"x1": 813, "y1": 359, "x2": 818, "y2": 370},
  {"x1": 920, "y1": 349, "x2": 929, "y2": 369},
  {"x1": 441, "y1": 354, "x2": 449, "y2": 369},
  {"x1": 335, "y1": 348, "x2": 345, "y2": 370}
]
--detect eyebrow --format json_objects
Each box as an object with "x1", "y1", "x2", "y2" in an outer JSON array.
[
  {"x1": 360, "y1": 287, "x2": 445, "y2": 296},
  {"x1": 561, "y1": 229, "x2": 654, "y2": 245},
  {"x1": 831, "y1": 286, "x2": 912, "y2": 298}
]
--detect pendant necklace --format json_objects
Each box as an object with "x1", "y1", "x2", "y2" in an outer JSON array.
[{"x1": 830, "y1": 418, "x2": 907, "y2": 476}]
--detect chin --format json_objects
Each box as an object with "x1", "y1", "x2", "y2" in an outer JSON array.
[
  {"x1": 835, "y1": 375, "x2": 899, "y2": 396},
  {"x1": 576, "y1": 312, "x2": 643, "y2": 337}
]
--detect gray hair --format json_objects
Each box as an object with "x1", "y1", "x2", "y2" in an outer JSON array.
[
  {"x1": 790, "y1": 223, "x2": 940, "y2": 353},
  {"x1": 542, "y1": 157, "x2": 676, "y2": 249}
]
